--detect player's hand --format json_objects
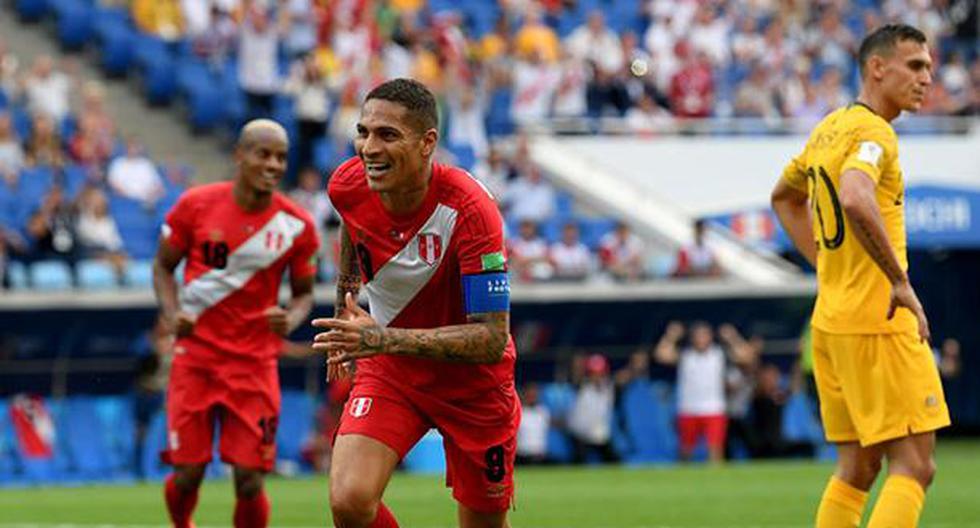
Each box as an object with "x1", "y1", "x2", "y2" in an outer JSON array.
[
  {"x1": 265, "y1": 306, "x2": 290, "y2": 336},
  {"x1": 161, "y1": 311, "x2": 196, "y2": 338},
  {"x1": 888, "y1": 280, "x2": 931, "y2": 343},
  {"x1": 312, "y1": 293, "x2": 384, "y2": 367}
]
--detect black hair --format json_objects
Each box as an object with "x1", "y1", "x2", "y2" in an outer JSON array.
[
  {"x1": 364, "y1": 78, "x2": 439, "y2": 133},
  {"x1": 858, "y1": 24, "x2": 927, "y2": 76}
]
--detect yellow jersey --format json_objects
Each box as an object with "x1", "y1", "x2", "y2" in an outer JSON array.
[{"x1": 781, "y1": 103, "x2": 917, "y2": 335}]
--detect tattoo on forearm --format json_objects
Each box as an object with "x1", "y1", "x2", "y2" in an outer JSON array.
[
  {"x1": 336, "y1": 225, "x2": 361, "y2": 311},
  {"x1": 383, "y1": 314, "x2": 509, "y2": 363},
  {"x1": 359, "y1": 325, "x2": 386, "y2": 351},
  {"x1": 852, "y1": 214, "x2": 905, "y2": 283}
]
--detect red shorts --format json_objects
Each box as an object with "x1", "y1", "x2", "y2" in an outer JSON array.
[
  {"x1": 677, "y1": 414, "x2": 728, "y2": 452},
  {"x1": 162, "y1": 361, "x2": 281, "y2": 472},
  {"x1": 337, "y1": 374, "x2": 521, "y2": 513}
]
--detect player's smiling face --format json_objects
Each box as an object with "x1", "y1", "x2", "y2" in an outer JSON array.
[
  {"x1": 881, "y1": 40, "x2": 933, "y2": 113},
  {"x1": 355, "y1": 99, "x2": 437, "y2": 193},
  {"x1": 238, "y1": 131, "x2": 288, "y2": 194}
]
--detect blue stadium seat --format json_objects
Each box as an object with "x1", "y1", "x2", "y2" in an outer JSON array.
[
  {"x1": 97, "y1": 19, "x2": 135, "y2": 76},
  {"x1": 61, "y1": 397, "x2": 114, "y2": 479},
  {"x1": 447, "y1": 143, "x2": 476, "y2": 172},
  {"x1": 578, "y1": 217, "x2": 617, "y2": 249},
  {"x1": 277, "y1": 391, "x2": 315, "y2": 466},
  {"x1": 94, "y1": 396, "x2": 136, "y2": 476},
  {"x1": 0, "y1": 398, "x2": 14, "y2": 484},
  {"x1": 62, "y1": 163, "x2": 90, "y2": 199},
  {"x1": 402, "y1": 429, "x2": 446, "y2": 474},
  {"x1": 30, "y1": 260, "x2": 74, "y2": 290},
  {"x1": 110, "y1": 195, "x2": 161, "y2": 260},
  {"x1": 77, "y1": 259, "x2": 119, "y2": 290},
  {"x1": 15, "y1": 0, "x2": 48, "y2": 21},
  {"x1": 485, "y1": 88, "x2": 515, "y2": 137},
  {"x1": 53, "y1": 0, "x2": 93, "y2": 50},
  {"x1": 618, "y1": 380, "x2": 678, "y2": 464},
  {"x1": 124, "y1": 259, "x2": 153, "y2": 288}
]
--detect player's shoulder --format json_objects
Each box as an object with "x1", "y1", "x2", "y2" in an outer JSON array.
[
  {"x1": 436, "y1": 163, "x2": 498, "y2": 213},
  {"x1": 173, "y1": 181, "x2": 232, "y2": 209},
  {"x1": 842, "y1": 104, "x2": 897, "y2": 142},
  {"x1": 327, "y1": 157, "x2": 365, "y2": 195}
]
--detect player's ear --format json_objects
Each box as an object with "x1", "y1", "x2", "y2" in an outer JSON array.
[
  {"x1": 420, "y1": 128, "x2": 439, "y2": 158},
  {"x1": 868, "y1": 54, "x2": 886, "y2": 81}
]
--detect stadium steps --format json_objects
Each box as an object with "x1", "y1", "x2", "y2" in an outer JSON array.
[{"x1": 0, "y1": 6, "x2": 230, "y2": 184}]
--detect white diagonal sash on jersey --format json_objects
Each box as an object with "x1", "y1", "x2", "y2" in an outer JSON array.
[
  {"x1": 180, "y1": 211, "x2": 306, "y2": 316},
  {"x1": 365, "y1": 204, "x2": 458, "y2": 327}
]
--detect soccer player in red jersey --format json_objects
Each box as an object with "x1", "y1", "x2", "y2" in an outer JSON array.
[
  {"x1": 311, "y1": 78, "x2": 521, "y2": 528},
  {"x1": 153, "y1": 119, "x2": 319, "y2": 528}
]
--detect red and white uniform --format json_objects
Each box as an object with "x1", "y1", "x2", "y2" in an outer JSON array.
[
  {"x1": 329, "y1": 158, "x2": 521, "y2": 513},
  {"x1": 160, "y1": 181, "x2": 319, "y2": 471}
]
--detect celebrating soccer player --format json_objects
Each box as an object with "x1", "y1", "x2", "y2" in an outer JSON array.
[
  {"x1": 153, "y1": 120, "x2": 320, "y2": 528},
  {"x1": 311, "y1": 78, "x2": 521, "y2": 528},
  {"x1": 771, "y1": 25, "x2": 950, "y2": 528}
]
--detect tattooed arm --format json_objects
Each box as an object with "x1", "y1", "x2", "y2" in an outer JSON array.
[
  {"x1": 335, "y1": 222, "x2": 361, "y2": 316},
  {"x1": 312, "y1": 293, "x2": 510, "y2": 364},
  {"x1": 840, "y1": 169, "x2": 930, "y2": 341}
]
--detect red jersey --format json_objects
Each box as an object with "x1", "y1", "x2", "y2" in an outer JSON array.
[
  {"x1": 162, "y1": 181, "x2": 319, "y2": 372},
  {"x1": 328, "y1": 158, "x2": 517, "y2": 401}
]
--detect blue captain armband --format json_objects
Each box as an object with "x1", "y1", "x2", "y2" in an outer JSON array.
[{"x1": 463, "y1": 272, "x2": 511, "y2": 314}]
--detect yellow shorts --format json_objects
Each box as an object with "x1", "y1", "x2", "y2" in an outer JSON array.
[{"x1": 812, "y1": 328, "x2": 951, "y2": 447}]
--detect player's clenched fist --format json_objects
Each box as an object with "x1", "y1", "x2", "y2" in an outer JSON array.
[{"x1": 264, "y1": 306, "x2": 290, "y2": 336}]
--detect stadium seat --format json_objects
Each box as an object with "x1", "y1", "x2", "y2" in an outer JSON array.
[
  {"x1": 124, "y1": 259, "x2": 153, "y2": 288},
  {"x1": 15, "y1": 0, "x2": 48, "y2": 22},
  {"x1": 62, "y1": 163, "x2": 90, "y2": 199},
  {"x1": 277, "y1": 391, "x2": 315, "y2": 466},
  {"x1": 29, "y1": 260, "x2": 74, "y2": 290},
  {"x1": 619, "y1": 380, "x2": 678, "y2": 464},
  {"x1": 97, "y1": 19, "x2": 135, "y2": 76},
  {"x1": 402, "y1": 429, "x2": 446, "y2": 474},
  {"x1": 77, "y1": 259, "x2": 119, "y2": 290},
  {"x1": 53, "y1": 0, "x2": 93, "y2": 50},
  {"x1": 61, "y1": 397, "x2": 114, "y2": 479}
]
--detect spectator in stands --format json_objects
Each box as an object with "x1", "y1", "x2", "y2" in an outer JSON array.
[
  {"x1": 283, "y1": 53, "x2": 333, "y2": 174},
  {"x1": 0, "y1": 38, "x2": 18, "y2": 100},
  {"x1": 471, "y1": 144, "x2": 509, "y2": 201},
  {"x1": 687, "y1": 3, "x2": 730, "y2": 67},
  {"x1": 132, "y1": 0, "x2": 185, "y2": 41},
  {"x1": 731, "y1": 16, "x2": 765, "y2": 66},
  {"x1": 673, "y1": 219, "x2": 722, "y2": 278},
  {"x1": 816, "y1": 67, "x2": 852, "y2": 111},
  {"x1": 21, "y1": 55, "x2": 72, "y2": 122},
  {"x1": 75, "y1": 186, "x2": 128, "y2": 279},
  {"x1": 721, "y1": 325, "x2": 762, "y2": 460},
  {"x1": 746, "y1": 364, "x2": 815, "y2": 459},
  {"x1": 69, "y1": 114, "x2": 113, "y2": 170},
  {"x1": 938, "y1": 51, "x2": 972, "y2": 116},
  {"x1": 552, "y1": 49, "x2": 589, "y2": 120},
  {"x1": 598, "y1": 221, "x2": 644, "y2": 282},
  {"x1": 513, "y1": 6, "x2": 561, "y2": 63},
  {"x1": 0, "y1": 112, "x2": 24, "y2": 179},
  {"x1": 328, "y1": 83, "x2": 360, "y2": 161},
  {"x1": 289, "y1": 166, "x2": 333, "y2": 279},
  {"x1": 508, "y1": 219, "x2": 553, "y2": 282},
  {"x1": 76, "y1": 81, "x2": 116, "y2": 150},
  {"x1": 107, "y1": 139, "x2": 165, "y2": 207},
  {"x1": 549, "y1": 221, "x2": 594, "y2": 282},
  {"x1": 26, "y1": 185, "x2": 77, "y2": 269},
  {"x1": 445, "y1": 76, "x2": 490, "y2": 160},
  {"x1": 510, "y1": 49, "x2": 561, "y2": 128},
  {"x1": 566, "y1": 12, "x2": 628, "y2": 119},
  {"x1": 282, "y1": 0, "x2": 319, "y2": 59},
  {"x1": 188, "y1": 3, "x2": 238, "y2": 67},
  {"x1": 643, "y1": 12, "x2": 681, "y2": 95},
  {"x1": 516, "y1": 383, "x2": 551, "y2": 465},
  {"x1": 238, "y1": 1, "x2": 288, "y2": 121},
  {"x1": 734, "y1": 63, "x2": 779, "y2": 121},
  {"x1": 669, "y1": 45, "x2": 714, "y2": 119},
  {"x1": 804, "y1": 6, "x2": 857, "y2": 73},
  {"x1": 25, "y1": 114, "x2": 64, "y2": 169},
  {"x1": 503, "y1": 164, "x2": 556, "y2": 223},
  {"x1": 654, "y1": 321, "x2": 754, "y2": 463},
  {"x1": 567, "y1": 353, "x2": 619, "y2": 464}
]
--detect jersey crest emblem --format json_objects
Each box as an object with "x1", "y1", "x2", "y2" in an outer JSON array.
[
  {"x1": 349, "y1": 397, "x2": 372, "y2": 418},
  {"x1": 418, "y1": 233, "x2": 443, "y2": 266}
]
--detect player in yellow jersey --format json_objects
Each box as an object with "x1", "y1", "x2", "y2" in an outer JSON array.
[{"x1": 770, "y1": 24, "x2": 950, "y2": 528}]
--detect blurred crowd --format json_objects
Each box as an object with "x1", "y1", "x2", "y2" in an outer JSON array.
[{"x1": 512, "y1": 322, "x2": 963, "y2": 466}]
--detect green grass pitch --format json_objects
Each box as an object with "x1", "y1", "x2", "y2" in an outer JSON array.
[{"x1": 2, "y1": 440, "x2": 978, "y2": 527}]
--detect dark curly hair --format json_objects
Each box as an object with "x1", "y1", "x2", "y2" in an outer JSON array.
[{"x1": 364, "y1": 78, "x2": 439, "y2": 133}]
